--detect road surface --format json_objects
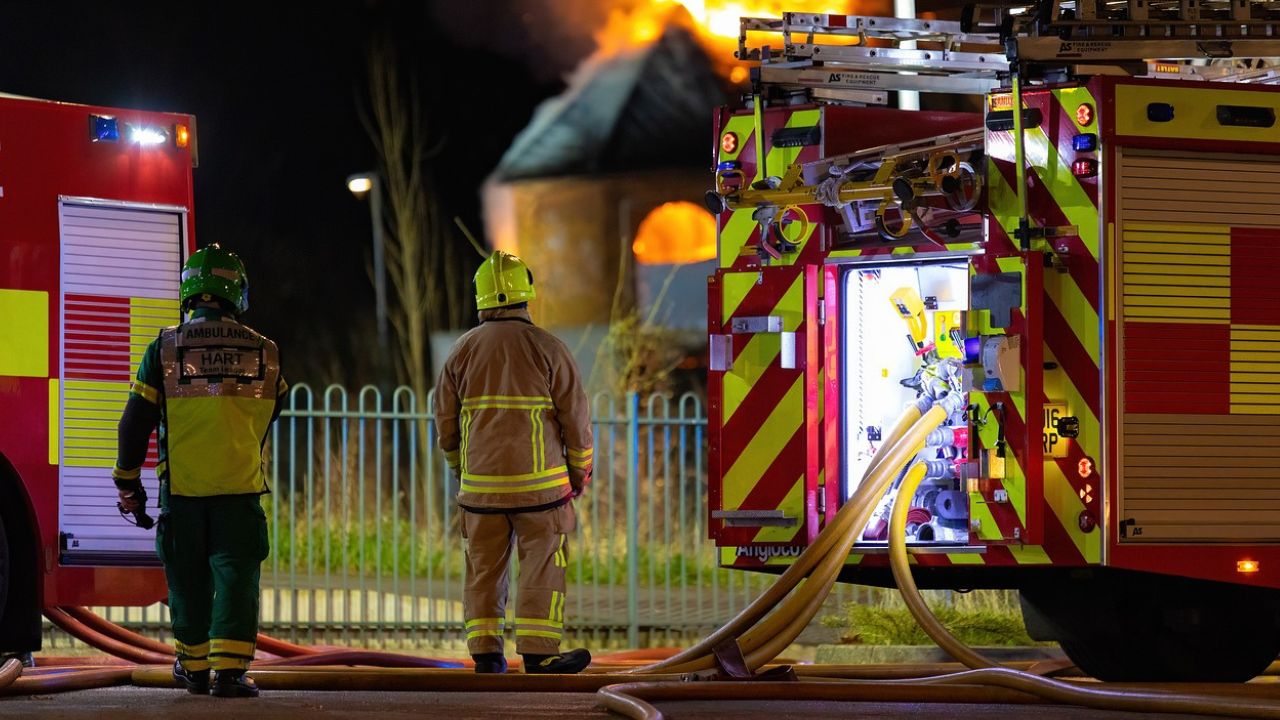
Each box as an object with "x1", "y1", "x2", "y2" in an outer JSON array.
[{"x1": 0, "y1": 686, "x2": 1262, "y2": 719}]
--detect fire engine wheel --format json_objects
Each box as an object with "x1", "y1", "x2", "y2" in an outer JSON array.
[
  {"x1": 1058, "y1": 617, "x2": 1280, "y2": 683},
  {"x1": 1025, "y1": 575, "x2": 1280, "y2": 682}
]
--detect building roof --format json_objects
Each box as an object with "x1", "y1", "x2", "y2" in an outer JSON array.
[{"x1": 490, "y1": 23, "x2": 727, "y2": 182}]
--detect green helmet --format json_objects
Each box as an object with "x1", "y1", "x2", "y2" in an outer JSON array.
[{"x1": 180, "y1": 243, "x2": 249, "y2": 314}]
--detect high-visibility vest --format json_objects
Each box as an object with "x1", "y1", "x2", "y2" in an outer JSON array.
[{"x1": 158, "y1": 317, "x2": 282, "y2": 497}]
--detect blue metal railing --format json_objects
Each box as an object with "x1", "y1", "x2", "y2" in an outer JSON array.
[{"x1": 49, "y1": 383, "x2": 865, "y2": 649}]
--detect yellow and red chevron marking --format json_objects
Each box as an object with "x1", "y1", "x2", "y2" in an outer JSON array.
[
  {"x1": 981, "y1": 85, "x2": 1104, "y2": 565},
  {"x1": 971, "y1": 251, "x2": 1092, "y2": 568},
  {"x1": 712, "y1": 265, "x2": 817, "y2": 546},
  {"x1": 715, "y1": 88, "x2": 1106, "y2": 568},
  {"x1": 716, "y1": 108, "x2": 826, "y2": 270}
]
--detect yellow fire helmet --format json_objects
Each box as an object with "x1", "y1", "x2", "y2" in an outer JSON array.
[{"x1": 474, "y1": 250, "x2": 536, "y2": 310}]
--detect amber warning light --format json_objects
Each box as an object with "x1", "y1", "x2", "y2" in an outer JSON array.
[
  {"x1": 721, "y1": 132, "x2": 738, "y2": 155},
  {"x1": 1076, "y1": 103, "x2": 1095, "y2": 127},
  {"x1": 174, "y1": 123, "x2": 191, "y2": 149},
  {"x1": 1238, "y1": 560, "x2": 1261, "y2": 574}
]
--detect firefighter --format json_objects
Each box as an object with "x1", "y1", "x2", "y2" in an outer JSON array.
[
  {"x1": 113, "y1": 244, "x2": 285, "y2": 698},
  {"x1": 435, "y1": 251, "x2": 594, "y2": 675}
]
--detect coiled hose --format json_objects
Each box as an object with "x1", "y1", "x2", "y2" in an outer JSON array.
[
  {"x1": 633, "y1": 399, "x2": 942, "y2": 674},
  {"x1": 0, "y1": 658, "x2": 21, "y2": 691},
  {"x1": 598, "y1": 396, "x2": 1280, "y2": 719},
  {"x1": 9, "y1": 396, "x2": 1280, "y2": 719}
]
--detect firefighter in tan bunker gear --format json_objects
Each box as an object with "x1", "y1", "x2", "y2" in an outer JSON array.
[{"x1": 435, "y1": 251, "x2": 594, "y2": 675}]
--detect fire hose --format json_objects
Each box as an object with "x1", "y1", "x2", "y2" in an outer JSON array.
[
  {"x1": 627, "y1": 395, "x2": 950, "y2": 675},
  {"x1": 597, "y1": 674, "x2": 1280, "y2": 720},
  {"x1": 6, "y1": 397, "x2": 1280, "y2": 717},
  {"x1": 0, "y1": 658, "x2": 21, "y2": 691},
  {"x1": 597, "y1": 396, "x2": 1280, "y2": 719}
]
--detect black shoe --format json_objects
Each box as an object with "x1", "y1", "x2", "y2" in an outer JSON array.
[
  {"x1": 211, "y1": 670, "x2": 259, "y2": 698},
  {"x1": 521, "y1": 648, "x2": 591, "y2": 674},
  {"x1": 472, "y1": 652, "x2": 508, "y2": 674},
  {"x1": 172, "y1": 659, "x2": 210, "y2": 695}
]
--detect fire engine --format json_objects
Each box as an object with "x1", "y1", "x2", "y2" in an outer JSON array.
[
  {"x1": 707, "y1": 0, "x2": 1280, "y2": 681},
  {"x1": 0, "y1": 94, "x2": 196, "y2": 654}
]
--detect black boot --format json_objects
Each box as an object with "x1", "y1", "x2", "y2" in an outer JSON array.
[
  {"x1": 172, "y1": 659, "x2": 210, "y2": 695},
  {"x1": 472, "y1": 652, "x2": 507, "y2": 674},
  {"x1": 521, "y1": 648, "x2": 591, "y2": 674},
  {"x1": 211, "y1": 669, "x2": 259, "y2": 698}
]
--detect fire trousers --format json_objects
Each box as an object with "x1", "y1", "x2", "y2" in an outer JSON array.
[
  {"x1": 462, "y1": 502, "x2": 575, "y2": 655},
  {"x1": 156, "y1": 493, "x2": 270, "y2": 673}
]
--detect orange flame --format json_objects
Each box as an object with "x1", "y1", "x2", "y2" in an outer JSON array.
[
  {"x1": 633, "y1": 201, "x2": 717, "y2": 265},
  {"x1": 592, "y1": 0, "x2": 867, "y2": 80}
]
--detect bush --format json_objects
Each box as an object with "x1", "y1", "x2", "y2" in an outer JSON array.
[{"x1": 821, "y1": 588, "x2": 1046, "y2": 646}]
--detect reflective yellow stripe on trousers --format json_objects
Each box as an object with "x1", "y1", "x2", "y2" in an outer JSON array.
[
  {"x1": 465, "y1": 617, "x2": 505, "y2": 640},
  {"x1": 515, "y1": 616, "x2": 563, "y2": 640}
]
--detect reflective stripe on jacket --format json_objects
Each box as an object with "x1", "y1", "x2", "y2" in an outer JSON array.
[
  {"x1": 158, "y1": 317, "x2": 283, "y2": 497},
  {"x1": 435, "y1": 307, "x2": 593, "y2": 512}
]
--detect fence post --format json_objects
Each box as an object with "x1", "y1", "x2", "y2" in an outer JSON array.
[{"x1": 626, "y1": 391, "x2": 640, "y2": 648}]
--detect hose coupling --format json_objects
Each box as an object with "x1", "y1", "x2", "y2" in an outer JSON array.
[
  {"x1": 908, "y1": 396, "x2": 933, "y2": 416},
  {"x1": 925, "y1": 426, "x2": 970, "y2": 448},
  {"x1": 922, "y1": 459, "x2": 959, "y2": 482},
  {"x1": 936, "y1": 391, "x2": 968, "y2": 417}
]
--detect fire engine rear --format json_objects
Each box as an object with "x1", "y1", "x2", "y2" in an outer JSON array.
[
  {"x1": 706, "y1": 1, "x2": 1280, "y2": 681},
  {"x1": 0, "y1": 94, "x2": 195, "y2": 654}
]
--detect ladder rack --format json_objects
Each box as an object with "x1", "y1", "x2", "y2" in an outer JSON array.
[
  {"x1": 740, "y1": 4, "x2": 1280, "y2": 105},
  {"x1": 740, "y1": 14, "x2": 1007, "y2": 103}
]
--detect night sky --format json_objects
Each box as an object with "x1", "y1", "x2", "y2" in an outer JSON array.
[
  {"x1": 0, "y1": 0, "x2": 969, "y2": 385},
  {"x1": 0, "y1": 0, "x2": 614, "y2": 385}
]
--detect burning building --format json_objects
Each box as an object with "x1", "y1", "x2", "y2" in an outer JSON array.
[
  {"x1": 480, "y1": 1, "x2": 876, "y2": 385},
  {"x1": 482, "y1": 9, "x2": 725, "y2": 337}
]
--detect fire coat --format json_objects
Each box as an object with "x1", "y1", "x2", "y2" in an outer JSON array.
[{"x1": 434, "y1": 307, "x2": 594, "y2": 512}]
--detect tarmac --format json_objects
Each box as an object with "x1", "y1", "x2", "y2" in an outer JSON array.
[{"x1": 0, "y1": 686, "x2": 1255, "y2": 719}]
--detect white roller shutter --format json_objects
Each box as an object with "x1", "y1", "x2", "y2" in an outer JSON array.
[{"x1": 58, "y1": 200, "x2": 184, "y2": 563}]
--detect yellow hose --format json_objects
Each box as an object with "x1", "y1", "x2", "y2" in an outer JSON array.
[
  {"x1": 597, "y1": 675, "x2": 1280, "y2": 720},
  {"x1": 607, "y1": 396, "x2": 1280, "y2": 719},
  {"x1": 641, "y1": 402, "x2": 949, "y2": 674},
  {"x1": 14, "y1": 392, "x2": 1275, "y2": 720},
  {"x1": 888, "y1": 460, "x2": 996, "y2": 669},
  {"x1": 635, "y1": 401, "x2": 933, "y2": 674},
  {"x1": 735, "y1": 408, "x2": 946, "y2": 668},
  {"x1": 0, "y1": 658, "x2": 21, "y2": 691}
]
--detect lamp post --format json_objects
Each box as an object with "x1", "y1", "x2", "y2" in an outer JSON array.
[{"x1": 346, "y1": 172, "x2": 390, "y2": 385}]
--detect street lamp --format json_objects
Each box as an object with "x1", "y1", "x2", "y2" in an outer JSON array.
[{"x1": 346, "y1": 172, "x2": 390, "y2": 386}]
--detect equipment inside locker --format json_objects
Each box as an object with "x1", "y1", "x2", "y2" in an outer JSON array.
[{"x1": 843, "y1": 261, "x2": 973, "y2": 546}]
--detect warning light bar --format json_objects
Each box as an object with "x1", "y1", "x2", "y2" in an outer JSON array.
[
  {"x1": 90, "y1": 114, "x2": 119, "y2": 143},
  {"x1": 128, "y1": 125, "x2": 168, "y2": 146},
  {"x1": 1076, "y1": 103, "x2": 1094, "y2": 127},
  {"x1": 1071, "y1": 159, "x2": 1097, "y2": 178}
]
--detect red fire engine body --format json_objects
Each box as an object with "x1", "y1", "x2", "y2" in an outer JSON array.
[
  {"x1": 707, "y1": 7, "x2": 1280, "y2": 680},
  {"x1": 0, "y1": 94, "x2": 195, "y2": 652}
]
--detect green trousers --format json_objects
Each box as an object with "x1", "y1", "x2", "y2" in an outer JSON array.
[{"x1": 156, "y1": 493, "x2": 269, "y2": 673}]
